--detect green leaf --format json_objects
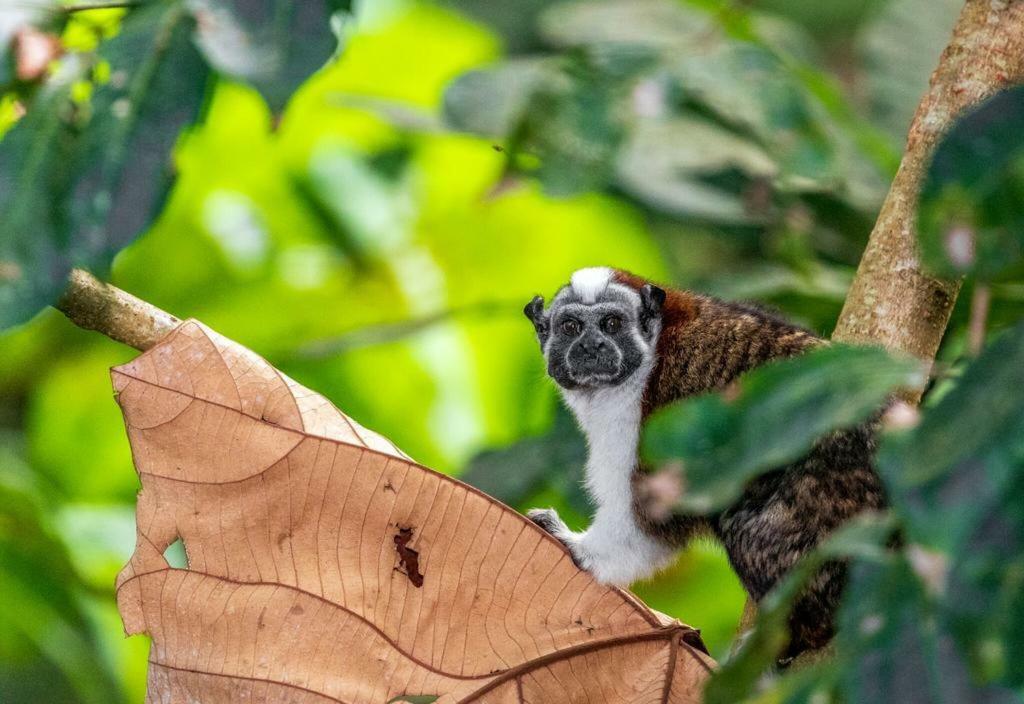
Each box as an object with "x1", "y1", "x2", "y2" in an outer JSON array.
[
  {"x1": 536, "y1": 3, "x2": 840, "y2": 186},
  {"x1": 878, "y1": 321, "x2": 1024, "y2": 686},
  {"x1": 856, "y1": 0, "x2": 963, "y2": 142},
  {"x1": 442, "y1": 0, "x2": 886, "y2": 220},
  {"x1": 443, "y1": 58, "x2": 551, "y2": 137},
  {"x1": 835, "y1": 557, "x2": 1022, "y2": 704},
  {"x1": 0, "y1": 46, "x2": 12, "y2": 88},
  {"x1": 0, "y1": 0, "x2": 210, "y2": 329},
  {"x1": 711, "y1": 517, "x2": 1021, "y2": 703},
  {"x1": 443, "y1": 0, "x2": 551, "y2": 53},
  {"x1": 0, "y1": 66, "x2": 80, "y2": 328},
  {"x1": 918, "y1": 86, "x2": 1024, "y2": 281},
  {"x1": 189, "y1": 0, "x2": 347, "y2": 112},
  {"x1": 705, "y1": 513, "x2": 895, "y2": 704},
  {"x1": 615, "y1": 116, "x2": 777, "y2": 223},
  {"x1": 666, "y1": 42, "x2": 836, "y2": 186},
  {"x1": 879, "y1": 321, "x2": 1024, "y2": 543},
  {"x1": 461, "y1": 406, "x2": 586, "y2": 509},
  {"x1": 538, "y1": 0, "x2": 717, "y2": 49},
  {"x1": 754, "y1": 0, "x2": 887, "y2": 42},
  {"x1": 0, "y1": 438, "x2": 123, "y2": 703},
  {"x1": 386, "y1": 696, "x2": 439, "y2": 704},
  {"x1": 514, "y1": 47, "x2": 653, "y2": 197},
  {"x1": 642, "y1": 345, "x2": 924, "y2": 513}
]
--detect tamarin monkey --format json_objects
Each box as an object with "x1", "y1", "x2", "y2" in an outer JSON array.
[{"x1": 523, "y1": 267, "x2": 884, "y2": 660}]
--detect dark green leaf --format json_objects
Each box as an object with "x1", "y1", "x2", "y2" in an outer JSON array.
[
  {"x1": 835, "y1": 558, "x2": 1021, "y2": 704},
  {"x1": 386, "y1": 695, "x2": 439, "y2": 704},
  {"x1": 879, "y1": 321, "x2": 1024, "y2": 686},
  {"x1": 710, "y1": 518, "x2": 1021, "y2": 703},
  {"x1": 856, "y1": 0, "x2": 963, "y2": 142},
  {"x1": 0, "y1": 46, "x2": 12, "y2": 88},
  {"x1": 0, "y1": 0, "x2": 210, "y2": 329},
  {"x1": 443, "y1": 0, "x2": 551, "y2": 52},
  {"x1": 442, "y1": 58, "x2": 551, "y2": 137},
  {"x1": 0, "y1": 439, "x2": 123, "y2": 703},
  {"x1": 461, "y1": 406, "x2": 586, "y2": 509},
  {"x1": 705, "y1": 513, "x2": 895, "y2": 704},
  {"x1": 536, "y1": 3, "x2": 842, "y2": 188},
  {"x1": 515, "y1": 47, "x2": 653, "y2": 197},
  {"x1": 538, "y1": 0, "x2": 716, "y2": 49},
  {"x1": 442, "y1": 0, "x2": 885, "y2": 220},
  {"x1": 0, "y1": 70, "x2": 79, "y2": 328},
  {"x1": 615, "y1": 116, "x2": 777, "y2": 223},
  {"x1": 918, "y1": 86, "x2": 1024, "y2": 281},
  {"x1": 754, "y1": 0, "x2": 887, "y2": 42},
  {"x1": 642, "y1": 345, "x2": 923, "y2": 513},
  {"x1": 189, "y1": 0, "x2": 347, "y2": 112},
  {"x1": 879, "y1": 321, "x2": 1024, "y2": 545},
  {"x1": 665, "y1": 42, "x2": 836, "y2": 186}
]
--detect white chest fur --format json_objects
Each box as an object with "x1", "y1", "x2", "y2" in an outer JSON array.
[
  {"x1": 562, "y1": 377, "x2": 645, "y2": 509},
  {"x1": 558, "y1": 363, "x2": 675, "y2": 586}
]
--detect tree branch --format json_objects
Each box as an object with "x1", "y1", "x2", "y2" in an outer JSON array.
[
  {"x1": 63, "y1": 1, "x2": 141, "y2": 13},
  {"x1": 831, "y1": 0, "x2": 1024, "y2": 371},
  {"x1": 56, "y1": 268, "x2": 178, "y2": 351}
]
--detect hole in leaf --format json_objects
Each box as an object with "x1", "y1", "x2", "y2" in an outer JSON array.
[{"x1": 163, "y1": 538, "x2": 187, "y2": 569}]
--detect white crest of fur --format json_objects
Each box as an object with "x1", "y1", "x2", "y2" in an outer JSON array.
[
  {"x1": 556, "y1": 357, "x2": 675, "y2": 586},
  {"x1": 570, "y1": 267, "x2": 613, "y2": 303}
]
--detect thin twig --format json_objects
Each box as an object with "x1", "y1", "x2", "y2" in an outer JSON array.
[
  {"x1": 966, "y1": 283, "x2": 991, "y2": 357},
  {"x1": 288, "y1": 300, "x2": 523, "y2": 360},
  {"x1": 63, "y1": 1, "x2": 140, "y2": 13}
]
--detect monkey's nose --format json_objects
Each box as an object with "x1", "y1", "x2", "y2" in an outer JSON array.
[{"x1": 579, "y1": 338, "x2": 607, "y2": 355}]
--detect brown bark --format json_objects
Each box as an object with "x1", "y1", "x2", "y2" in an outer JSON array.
[
  {"x1": 832, "y1": 0, "x2": 1024, "y2": 370},
  {"x1": 56, "y1": 268, "x2": 178, "y2": 351}
]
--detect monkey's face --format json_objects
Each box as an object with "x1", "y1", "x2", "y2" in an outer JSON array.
[{"x1": 524, "y1": 268, "x2": 664, "y2": 391}]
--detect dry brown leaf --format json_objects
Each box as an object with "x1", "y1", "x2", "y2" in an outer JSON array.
[{"x1": 112, "y1": 320, "x2": 713, "y2": 703}]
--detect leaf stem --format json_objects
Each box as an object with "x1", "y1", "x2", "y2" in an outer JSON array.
[
  {"x1": 289, "y1": 300, "x2": 522, "y2": 360},
  {"x1": 63, "y1": 1, "x2": 140, "y2": 13},
  {"x1": 966, "y1": 283, "x2": 991, "y2": 357}
]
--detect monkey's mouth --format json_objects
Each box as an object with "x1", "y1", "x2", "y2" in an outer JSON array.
[
  {"x1": 569, "y1": 374, "x2": 623, "y2": 389},
  {"x1": 565, "y1": 360, "x2": 622, "y2": 387}
]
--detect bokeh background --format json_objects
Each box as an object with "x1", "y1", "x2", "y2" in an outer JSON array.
[{"x1": 3, "y1": 0, "x2": 1010, "y2": 701}]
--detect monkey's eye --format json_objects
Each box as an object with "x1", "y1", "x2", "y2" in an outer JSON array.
[
  {"x1": 560, "y1": 318, "x2": 582, "y2": 336},
  {"x1": 601, "y1": 315, "x2": 622, "y2": 334}
]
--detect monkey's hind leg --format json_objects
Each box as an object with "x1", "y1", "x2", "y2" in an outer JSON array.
[{"x1": 779, "y1": 560, "x2": 845, "y2": 662}]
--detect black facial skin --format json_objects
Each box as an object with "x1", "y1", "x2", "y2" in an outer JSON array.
[{"x1": 524, "y1": 284, "x2": 664, "y2": 390}]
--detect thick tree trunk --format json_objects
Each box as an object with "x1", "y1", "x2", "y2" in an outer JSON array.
[{"x1": 831, "y1": 0, "x2": 1024, "y2": 367}]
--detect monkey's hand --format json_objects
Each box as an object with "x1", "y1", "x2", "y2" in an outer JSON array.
[
  {"x1": 528, "y1": 507, "x2": 676, "y2": 586},
  {"x1": 526, "y1": 508, "x2": 587, "y2": 569}
]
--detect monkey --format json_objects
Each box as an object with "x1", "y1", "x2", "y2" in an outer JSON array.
[{"x1": 523, "y1": 267, "x2": 885, "y2": 660}]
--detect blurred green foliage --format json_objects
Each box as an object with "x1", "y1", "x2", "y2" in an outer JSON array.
[
  {"x1": 703, "y1": 322, "x2": 1024, "y2": 702},
  {"x1": 642, "y1": 345, "x2": 924, "y2": 512},
  {"x1": 918, "y1": 87, "x2": 1024, "y2": 282},
  {"x1": 3, "y1": 0, "x2": 1024, "y2": 701}
]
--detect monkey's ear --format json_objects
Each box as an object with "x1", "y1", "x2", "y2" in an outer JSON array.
[
  {"x1": 524, "y1": 295, "x2": 547, "y2": 330},
  {"x1": 640, "y1": 284, "x2": 666, "y2": 317}
]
